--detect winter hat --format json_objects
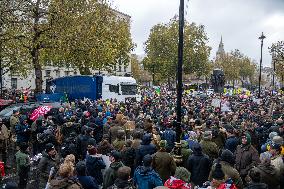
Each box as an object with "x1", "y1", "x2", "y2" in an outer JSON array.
[
  {"x1": 220, "y1": 149, "x2": 235, "y2": 165},
  {"x1": 203, "y1": 130, "x2": 212, "y2": 140},
  {"x1": 269, "y1": 132, "x2": 278, "y2": 140},
  {"x1": 242, "y1": 133, "x2": 251, "y2": 144},
  {"x1": 110, "y1": 150, "x2": 122, "y2": 161},
  {"x1": 143, "y1": 154, "x2": 153, "y2": 167},
  {"x1": 212, "y1": 162, "x2": 225, "y2": 180},
  {"x1": 19, "y1": 142, "x2": 29, "y2": 152},
  {"x1": 174, "y1": 167, "x2": 191, "y2": 183},
  {"x1": 45, "y1": 143, "x2": 55, "y2": 153},
  {"x1": 272, "y1": 136, "x2": 283, "y2": 145},
  {"x1": 159, "y1": 140, "x2": 167, "y2": 149},
  {"x1": 260, "y1": 152, "x2": 272, "y2": 164}
]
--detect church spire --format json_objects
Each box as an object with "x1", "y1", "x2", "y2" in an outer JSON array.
[{"x1": 216, "y1": 36, "x2": 225, "y2": 58}]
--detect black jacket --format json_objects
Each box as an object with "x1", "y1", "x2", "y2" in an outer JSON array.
[
  {"x1": 85, "y1": 154, "x2": 106, "y2": 185},
  {"x1": 135, "y1": 134, "x2": 157, "y2": 166},
  {"x1": 186, "y1": 148, "x2": 211, "y2": 187}
]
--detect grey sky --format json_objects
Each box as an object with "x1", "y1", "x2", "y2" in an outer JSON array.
[{"x1": 113, "y1": 0, "x2": 284, "y2": 67}]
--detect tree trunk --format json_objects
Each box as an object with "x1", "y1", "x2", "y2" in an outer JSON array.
[{"x1": 32, "y1": 49, "x2": 43, "y2": 94}]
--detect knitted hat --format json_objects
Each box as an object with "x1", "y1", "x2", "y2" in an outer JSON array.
[
  {"x1": 45, "y1": 143, "x2": 55, "y2": 153},
  {"x1": 110, "y1": 150, "x2": 122, "y2": 161},
  {"x1": 269, "y1": 132, "x2": 278, "y2": 140},
  {"x1": 174, "y1": 167, "x2": 191, "y2": 183},
  {"x1": 212, "y1": 162, "x2": 225, "y2": 180},
  {"x1": 260, "y1": 152, "x2": 272, "y2": 164},
  {"x1": 159, "y1": 140, "x2": 167, "y2": 149},
  {"x1": 143, "y1": 154, "x2": 152, "y2": 167},
  {"x1": 272, "y1": 136, "x2": 283, "y2": 145},
  {"x1": 203, "y1": 130, "x2": 212, "y2": 140},
  {"x1": 242, "y1": 133, "x2": 251, "y2": 144},
  {"x1": 220, "y1": 149, "x2": 235, "y2": 165}
]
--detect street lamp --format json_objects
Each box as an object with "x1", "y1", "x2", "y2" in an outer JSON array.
[
  {"x1": 258, "y1": 32, "x2": 266, "y2": 98},
  {"x1": 176, "y1": 0, "x2": 184, "y2": 142},
  {"x1": 272, "y1": 51, "x2": 276, "y2": 93}
]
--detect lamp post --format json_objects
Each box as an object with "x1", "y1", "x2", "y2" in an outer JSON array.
[
  {"x1": 272, "y1": 51, "x2": 276, "y2": 94},
  {"x1": 258, "y1": 32, "x2": 266, "y2": 98},
  {"x1": 176, "y1": 0, "x2": 184, "y2": 142}
]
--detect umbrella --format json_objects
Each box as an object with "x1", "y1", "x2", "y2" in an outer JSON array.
[{"x1": 30, "y1": 105, "x2": 52, "y2": 121}]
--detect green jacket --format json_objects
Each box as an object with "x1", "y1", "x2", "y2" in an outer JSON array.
[
  {"x1": 200, "y1": 139, "x2": 219, "y2": 160},
  {"x1": 103, "y1": 161, "x2": 124, "y2": 189},
  {"x1": 15, "y1": 150, "x2": 30, "y2": 174}
]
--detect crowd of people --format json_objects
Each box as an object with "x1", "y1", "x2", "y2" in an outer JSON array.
[{"x1": 0, "y1": 87, "x2": 283, "y2": 189}]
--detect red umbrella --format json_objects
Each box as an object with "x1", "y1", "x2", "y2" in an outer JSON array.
[{"x1": 30, "y1": 105, "x2": 52, "y2": 121}]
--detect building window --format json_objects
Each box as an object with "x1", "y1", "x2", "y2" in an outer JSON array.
[
  {"x1": 109, "y1": 85, "x2": 119, "y2": 93},
  {"x1": 64, "y1": 71, "x2": 70, "y2": 76},
  {"x1": 11, "y1": 78, "x2": 17, "y2": 89},
  {"x1": 55, "y1": 70, "x2": 60, "y2": 77},
  {"x1": 118, "y1": 64, "x2": 122, "y2": 72},
  {"x1": 45, "y1": 70, "x2": 51, "y2": 77}
]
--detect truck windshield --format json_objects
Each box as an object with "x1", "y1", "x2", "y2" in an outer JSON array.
[{"x1": 121, "y1": 84, "x2": 137, "y2": 95}]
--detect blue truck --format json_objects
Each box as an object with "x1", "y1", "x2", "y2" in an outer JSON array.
[{"x1": 46, "y1": 75, "x2": 141, "y2": 102}]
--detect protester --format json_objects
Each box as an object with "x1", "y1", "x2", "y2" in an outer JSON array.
[
  {"x1": 108, "y1": 166, "x2": 134, "y2": 189},
  {"x1": 15, "y1": 142, "x2": 30, "y2": 189},
  {"x1": 76, "y1": 161, "x2": 99, "y2": 189},
  {"x1": 103, "y1": 150, "x2": 124, "y2": 189},
  {"x1": 133, "y1": 154, "x2": 163, "y2": 189}
]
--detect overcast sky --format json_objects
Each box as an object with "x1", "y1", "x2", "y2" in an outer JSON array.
[{"x1": 113, "y1": 0, "x2": 284, "y2": 67}]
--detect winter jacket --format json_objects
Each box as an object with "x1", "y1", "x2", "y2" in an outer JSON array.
[
  {"x1": 113, "y1": 139, "x2": 125, "y2": 151},
  {"x1": 77, "y1": 175, "x2": 99, "y2": 189},
  {"x1": 224, "y1": 136, "x2": 239, "y2": 154},
  {"x1": 152, "y1": 151, "x2": 176, "y2": 182},
  {"x1": 253, "y1": 163, "x2": 280, "y2": 189},
  {"x1": 135, "y1": 134, "x2": 157, "y2": 166},
  {"x1": 121, "y1": 147, "x2": 136, "y2": 169},
  {"x1": 235, "y1": 144, "x2": 260, "y2": 177},
  {"x1": 200, "y1": 139, "x2": 218, "y2": 160},
  {"x1": 108, "y1": 178, "x2": 135, "y2": 189},
  {"x1": 161, "y1": 128, "x2": 176, "y2": 151},
  {"x1": 103, "y1": 161, "x2": 124, "y2": 189},
  {"x1": 85, "y1": 154, "x2": 106, "y2": 185},
  {"x1": 133, "y1": 166, "x2": 163, "y2": 189},
  {"x1": 15, "y1": 124, "x2": 30, "y2": 143},
  {"x1": 209, "y1": 161, "x2": 243, "y2": 189},
  {"x1": 38, "y1": 151, "x2": 58, "y2": 188},
  {"x1": 9, "y1": 115, "x2": 19, "y2": 134},
  {"x1": 76, "y1": 134, "x2": 93, "y2": 159},
  {"x1": 49, "y1": 177, "x2": 83, "y2": 189},
  {"x1": 131, "y1": 139, "x2": 141, "y2": 150},
  {"x1": 15, "y1": 150, "x2": 30, "y2": 176},
  {"x1": 186, "y1": 149, "x2": 211, "y2": 187},
  {"x1": 244, "y1": 182, "x2": 268, "y2": 189},
  {"x1": 271, "y1": 155, "x2": 284, "y2": 177}
]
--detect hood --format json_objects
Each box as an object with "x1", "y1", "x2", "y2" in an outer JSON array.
[
  {"x1": 141, "y1": 134, "x2": 152, "y2": 145},
  {"x1": 257, "y1": 164, "x2": 277, "y2": 175},
  {"x1": 192, "y1": 143, "x2": 202, "y2": 155},
  {"x1": 110, "y1": 161, "x2": 124, "y2": 170}
]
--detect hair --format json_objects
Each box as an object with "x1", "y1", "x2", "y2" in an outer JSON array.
[
  {"x1": 249, "y1": 169, "x2": 261, "y2": 183},
  {"x1": 64, "y1": 154, "x2": 75, "y2": 166},
  {"x1": 116, "y1": 166, "x2": 131, "y2": 180},
  {"x1": 125, "y1": 139, "x2": 132, "y2": 147},
  {"x1": 59, "y1": 163, "x2": 74, "y2": 178}
]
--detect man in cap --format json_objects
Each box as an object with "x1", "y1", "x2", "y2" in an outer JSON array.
[{"x1": 38, "y1": 143, "x2": 58, "y2": 188}]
